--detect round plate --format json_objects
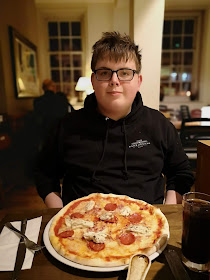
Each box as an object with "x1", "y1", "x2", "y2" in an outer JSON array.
[{"x1": 43, "y1": 217, "x2": 169, "y2": 272}]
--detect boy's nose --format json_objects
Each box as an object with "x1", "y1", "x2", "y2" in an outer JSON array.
[{"x1": 109, "y1": 72, "x2": 119, "y2": 85}]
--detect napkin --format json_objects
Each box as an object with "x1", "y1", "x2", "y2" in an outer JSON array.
[{"x1": 0, "y1": 216, "x2": 42, "y2": 271}]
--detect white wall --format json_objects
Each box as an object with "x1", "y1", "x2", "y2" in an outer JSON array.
[
  {"x1": 200, "y1": 7, "x2": 210, "y2": 105},
  {"x1": 85, "y1": 3, "x2": 113, "y2": 77},
  {"x1": 133, "y1": 0, "x2": 165, "y2": 110},
  {"x1": 113, "y1": 0, "x2": 129, "y2": 35}
]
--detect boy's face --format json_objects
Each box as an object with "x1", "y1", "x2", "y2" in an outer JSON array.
[{"x1": 91, "y1": 58, "x2": 142, "y2": 120}]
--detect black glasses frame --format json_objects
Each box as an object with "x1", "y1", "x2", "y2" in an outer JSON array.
[{"x1": 93, "y1": 68, "x2": 137, "y2": 81}]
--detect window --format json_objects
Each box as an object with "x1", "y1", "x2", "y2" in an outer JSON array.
[
  {"x1": 161, "y1": 15, "x2": 201, "y2": 99},
  {"x1": 48, "y1": 21, "x2": 83, "y2": 97}
]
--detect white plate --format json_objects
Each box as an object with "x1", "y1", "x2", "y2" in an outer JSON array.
[{"x1": 43, "y1": 217, "x2": 169, "y2": 272}]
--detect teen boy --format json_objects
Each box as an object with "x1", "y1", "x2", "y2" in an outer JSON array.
[{"x1": 35, "y1": 32, "x2": 194, "y2": 208}]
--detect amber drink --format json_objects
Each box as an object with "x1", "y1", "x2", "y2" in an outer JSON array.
[{"x1": 182, "y1": 192, "x2": 210, "y2": 272}]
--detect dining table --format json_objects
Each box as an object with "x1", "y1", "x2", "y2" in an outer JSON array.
[{"x1": 0, "y1": 204, "x2": 209, "y2": 280}]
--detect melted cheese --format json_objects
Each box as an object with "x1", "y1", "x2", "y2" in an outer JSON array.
[
  {"x1": 65, "y1": 218, "x2": 94, "y2": 229},
  {"x1": 99, "y1": 212, "x2": 113, "y2": 221},
  {"x1": 120, "y1": 206, "x2": 132, "y2": 216},
  {"x1": 83, "y1": 231, "x2": 107, "y2": 243},
  {"x1": 84, "y1": 201, "x2": 95, "y2": 212},
  {"x1": 126, "y1": 224, "x2": 151, "y2": 235}
]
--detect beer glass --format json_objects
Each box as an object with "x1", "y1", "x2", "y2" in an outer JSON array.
[{"x1": 182, "y1": 192, "x2": 210, "y2": 272}]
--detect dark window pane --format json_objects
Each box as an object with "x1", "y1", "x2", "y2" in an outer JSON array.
[
  {"x1": 61, "y1": 39, "x2": 70, "y2": 51},
  {"x1": 72, "y1": 39, "x2": 82, "y2": 50},
  {"x1": 162, "y1": 37, "x2": 170, "y2": 49},
  {"x1": 184, "y1": 36, "x2": 193, "y2": 49},
  {"x1": 48, "y1": 22, "x2": 58, "y2": 36},
  {"x1": 172, "y1": 37, "x2": 181, "y2": 49},
  {"x1": 63, "y1": 84, "x2": 71, "y2": 95},
  {"x1": 62, "y1": 70, "x2": 71, "y2": 82},
  {"x1": 50, "y1": 54, "x2": 59, "y2": 67},
  {"x1": 62, "y1": 55, "x2": 70, "y2": 67},
  {"x1": 184, "y1": 20, "x2": 194, "y2": 34},
  {"x1": 182, "y1": 82, "x2": 191, "y2": 91},
  {"x1": 60, "y1": 22, "x2": 69, "y2": 36},
  {"x1": 173, "y1": 52, "x2": 182, "y2": 65},
  {"x1": 71, "y1": 22, "x2": 81, "y2": 35},
  {"x1": 172, "y1": 82, "x2": 180, "y2": 94},
  {"x1": 51, "y1": 70, "x2": 60, "y2": 82},
  {"x1": 184, "y1": 52, "x2": 193, "y2": 65},
  {"x1": 49, "y1": 39, "x2": 59, "y2": 51},
  {"x1": 163, "y1": 20, "x2": 171, "y2": 34},
  {"x1": 73, "y1": 54, "x2": 82, "y2": 67},
  {"x1": 162, "y1": 52, "x2": 170, "y2": 65},
  {"x1": 173, "y1": 20, "x2": 182, "y2": 34},
  {"x1": 74, "y1": 70, "x2": 82, "y2": 82}
]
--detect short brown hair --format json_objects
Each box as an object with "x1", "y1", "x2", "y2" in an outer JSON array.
[
  {"x1": 42, "y1": 79, "x2": 55, "y2": 91},
  {"x1": 91, "y1": 32, "x2": 142, "y2": 72}
]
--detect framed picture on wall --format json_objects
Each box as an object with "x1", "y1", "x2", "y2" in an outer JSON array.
[{"x1": 8, "y1": 26, "x2": 40, "y2": 98}]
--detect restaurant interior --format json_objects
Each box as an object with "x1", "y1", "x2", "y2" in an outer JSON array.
[{"x1": 0, "y1": 0, "x2": 210, "y2": 215}]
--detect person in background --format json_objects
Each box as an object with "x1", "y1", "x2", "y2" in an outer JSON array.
[
  {"x1": 56, "y1": 91, "x2": 75, "y2": 113},
  {"x1": 34, "y1": 32, "x2": 194, "y2": 208},
  {"x1": 33, "y1": 79, "x2": 72, "y2": 149}
]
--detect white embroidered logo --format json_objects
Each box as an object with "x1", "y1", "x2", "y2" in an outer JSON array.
[{"x1": 129, "y1": 139, "x2": 150, "y2": 148}]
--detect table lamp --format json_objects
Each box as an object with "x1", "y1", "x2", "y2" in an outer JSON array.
[{"x1": 75, "y1": 77, "x2": 93, "y2": 102}]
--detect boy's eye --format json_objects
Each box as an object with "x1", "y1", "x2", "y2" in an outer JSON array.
[
  {"x1": 100, "y1": 71, "x2": 109, "y2": 76},
  {"x1": 120, "y1": 70, "x2": 129, "y2": 76}
]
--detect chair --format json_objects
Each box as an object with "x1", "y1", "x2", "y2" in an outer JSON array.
[
  {"x1": 191, "y1": 109, "x2": 201, "y2": 118},
  {"x1": 180, "y1": 105, "x2": 191, "y2": 120},
  {"x1": 180, "y1": 118, "x2": 210, "y2": 169}
]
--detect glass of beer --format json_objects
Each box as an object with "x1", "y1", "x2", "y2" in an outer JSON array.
[{"x1": 182, "y1": 192, "x2": 210, "y2": 272}]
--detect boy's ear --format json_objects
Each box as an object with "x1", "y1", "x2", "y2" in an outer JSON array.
[
  {"x1": 138, "y1": 74, "x2": 142, "y2": 89},
  {"x1": 91, "y1": 73, "x2": 95, "y2": 89}
]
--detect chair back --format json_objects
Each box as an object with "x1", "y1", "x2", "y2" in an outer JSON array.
[
  {"x1": 190, "y1": 109, "x2": 201, "y2": 118},
  {"x1": 180, "y1": 105, "x2": 191, "y2": 120},
  {"x1": 180, "y1": 118, "x2": 210, "y2": 151}
]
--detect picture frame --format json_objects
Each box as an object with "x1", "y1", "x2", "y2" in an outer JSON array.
[{"x1": 9, "y1": 26, "x2": 40, "y2": 98}]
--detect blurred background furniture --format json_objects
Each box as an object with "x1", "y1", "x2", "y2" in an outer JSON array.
[
  {"x1": 179, "y1": 118, "x2": 210, "y2": 169},
  {"x1": 195, "y1": 140, "x2": 210, "y2": 195},
  {"x1": 180, "y1": 105, "x2": 191, "y2": 120},
  {"x1": 190, "y1": 109, "x2": 201, "y2": 118}
]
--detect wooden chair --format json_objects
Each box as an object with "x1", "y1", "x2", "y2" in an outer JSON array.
[{"x1": 179, "y1": 118, "x2": 210, "y2": 169}]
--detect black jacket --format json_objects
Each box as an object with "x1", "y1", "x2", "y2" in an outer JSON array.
[{"x1": 35, "y1": 92, "x2": 194, "y2": 205}]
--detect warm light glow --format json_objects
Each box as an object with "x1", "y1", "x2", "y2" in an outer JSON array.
[
  {"x1": 186, "y1": 91, "x2": 191, "y2": 97},
  {"x1": 75, "y1": 77, "x2": 93, "y2": 95},
  {"x1": 18, "y1": 78, "x2": 25, "y2": 91}
]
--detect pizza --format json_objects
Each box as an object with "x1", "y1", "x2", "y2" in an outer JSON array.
[{"x1": 49, "y1": 193, "x2": 169, "y2": 267}]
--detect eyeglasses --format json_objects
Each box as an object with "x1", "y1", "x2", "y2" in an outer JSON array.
[{"x1": 93, "y1": 68, "x2": 137, "y2": 81}]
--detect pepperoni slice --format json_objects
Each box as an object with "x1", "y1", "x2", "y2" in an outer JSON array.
[
  {"x1": 70, "y1": 212, "x2": 84, "y2": 219},
  {"x1": 104, "y1": 203, "x2": 117, "y2": 211},
  {"x1": 58, "y1": 230, "x2": 74, "y2": 238},
  {"x1": 88, "y1": 241, "x2": 105, "y2": 251},
  {"x1": 128, "y1": 213, "x2": 142, "y2": 223},
  {"x1": 119, "y1": 232, "x2": 135, "y2": 245}
]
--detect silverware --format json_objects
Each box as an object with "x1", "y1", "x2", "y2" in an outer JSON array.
[
  {"x1": 5, "y1": 222, "x2": 45, "y2": 252},
  {"x1": 164, "y1": 248, "x2": 191, "y2": 280},
  {"x1": 126, "y1": 254, "x2": 151, "y2": 280},
  {"x1": 12, "y1": 219, "x2": 27, "y2": 280}
]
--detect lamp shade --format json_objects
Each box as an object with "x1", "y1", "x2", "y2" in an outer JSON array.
[{"x1": 75, "y1": 77, "x2": 93, "y2": 94}]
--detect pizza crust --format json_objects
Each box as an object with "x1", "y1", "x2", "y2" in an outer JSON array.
[{"x1": 49, "y1": 193, "x2": 169, "y2": 267}]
